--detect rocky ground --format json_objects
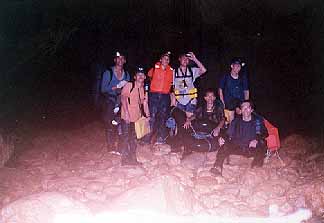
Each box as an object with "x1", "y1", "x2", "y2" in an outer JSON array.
[{"x1": 0, "y1": 122, "x2": 323, "y2": 223}]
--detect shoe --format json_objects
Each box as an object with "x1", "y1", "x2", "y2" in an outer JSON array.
[
  {"x1": 171, "y1": 145, "x2": 183, "y2": 153},
  {"x1": 109, "y1": 150, "x2": 121, "y2": 156},
  {"x1": 210, "y1": 167, "x2": 222, "y2": 176},
  {"x1": 121, "y1": 157, "x2": 141, "y2": 166},
  {"x1": 181, "y1": 149, "x2": 192, "y2": 160},
  {"x1": 154, "y1": 137, "x2": 166, "y2": 145},
  {"x1": 250, "y1": 161, "x2": 263, "y2": 169}
]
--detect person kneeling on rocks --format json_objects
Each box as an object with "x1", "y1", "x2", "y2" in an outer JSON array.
[
  {"x1": 181, "y1": 88, "x2": 225, "y2": 156},
  {"x1": 119, "y1": 67, "x2": 150, "y2": 166},
  {"x1": 210, "y1": 100, "x2": 268, "y2": 176}
]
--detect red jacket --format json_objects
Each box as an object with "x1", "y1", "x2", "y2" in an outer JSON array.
[{"x1": 147, "y1": 62, "x2": 173, "y2": 94}]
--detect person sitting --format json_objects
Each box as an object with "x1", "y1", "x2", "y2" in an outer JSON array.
[
  {"x1": 210, "y1": 100, "x2": 268, "y2": 176},
  {"x1": 180, "y1": 89, "x2": 225, "y2": 155}
]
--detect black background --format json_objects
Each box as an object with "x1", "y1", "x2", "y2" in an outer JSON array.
[{"x1": 1, "y1": 0, "x2": 324, "y2": 138}]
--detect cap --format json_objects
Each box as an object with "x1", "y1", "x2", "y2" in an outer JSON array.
[
  {"x1": 231, "y1": 57, "x2": 245, "y2": 67},
  {"x1": 135, "y1": 66, "x2": 145, "y2": 75}
]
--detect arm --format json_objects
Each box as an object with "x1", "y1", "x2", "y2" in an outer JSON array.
[
  {"x1": 121, "y1": 84, "x2": 131, "y2": 123},
  {"x1": 219, "y1": 88, "x2": 225, "y2": 105},
  {"x1": 188, "y1": 52, "x2": 207, "y2": 75},
  {"x1": 244, "y1": 90, "x2": 249, "y2": 100},
  {"x1": 243, "y1": 75, "x2": 249, "y2": 100},
  {"x1": 143, "y1": 92, "x2": 150, "y2": 118},
  {"x1": 101, "y1": 70, "x2": 111, "y2": 93},
  {"x1": 212, "y1": 106, "x2": 225, "y2": 137},
  {"x1": 147, "y1": 68, "x2": 154, "y2": 79}
]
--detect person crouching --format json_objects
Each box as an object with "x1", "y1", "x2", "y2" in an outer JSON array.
[{"x1": 210, "y1": 100, "x2": 268, "y2": 176}]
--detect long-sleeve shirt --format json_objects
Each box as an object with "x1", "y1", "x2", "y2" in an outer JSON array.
[
  {"x1": 227, "y1": 115, "x2": 268, "y2": 148},
  {"x1": 101, "y1": 66, "x2": 130, "y2": 96}
]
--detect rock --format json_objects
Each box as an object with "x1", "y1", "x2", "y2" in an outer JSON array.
[
  {"x1": 0, "y1": 192, "x2": 91, "y2": 223},
  {"x1": 193, "y1": 176, "x2": 222, "y2": 195},
  {"x1": 107, "y1": 175, "x2": 198, "y2": 215},
  {"x1": 136, "y1": 144, "x2": 154, "y2": 163},
  {"x1": 0, "y1": 133, "x2": 15, "y2": 168},
  {"x1": 153, "y1": 144, "x2": 171, "y2": 155},
  {"x1": 181, "y1": 152, "x2": 207, "y2": 169},
  {"x1": 164, "y1": 153, "x2": 181, "y2": 166}
]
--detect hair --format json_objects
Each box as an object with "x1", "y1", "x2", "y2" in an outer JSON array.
[
  {"x1": 240, "y1": 99, "x2": 254, "y2": 109},
  {"x1": 204, "y1": 88, "x2": 216, "y2": 97}
]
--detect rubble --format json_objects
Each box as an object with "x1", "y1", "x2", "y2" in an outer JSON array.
[
  {"x1": 0, "y1": 123, "x2": 323, "y2": 222},
  {"x1": 0, "y1": 133, "x2": 15, "y2": 168}
]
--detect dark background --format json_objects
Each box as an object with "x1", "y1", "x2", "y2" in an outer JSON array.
[{"x1": 1, "y1": 0, "x2": 324, "y2": 139}]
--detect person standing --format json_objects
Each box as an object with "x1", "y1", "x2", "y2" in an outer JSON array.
[
  {"x1": 147, "y1": 52, "x2": 173, "y2": 145},
  {"x1": 170, "y1": 52, "x2": 207, "y2": 151},
  {"x1": 119, "y1": 67, "x2": 150, "y2": 165},
  {"x1": 101, "y1": 52, "x2": 130, "y2": 150},
  {"x1": 219, "y1": 58, "x2": 249, "y2": 123}
]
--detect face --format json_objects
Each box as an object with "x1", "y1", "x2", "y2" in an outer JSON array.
[
  {"x1": 179, "y1": 55, "x2": 189, "y2": 67},
  {"x1": 204, "y1": 92, "x2": 216, "y2": 104},
  {"x1": 231, "y1": 63, "x2": 241, "y2": 74},
  {"x1": 134, "y1": 73, "x2": 146, "y2": 83},
  {"x1": 240, "y1": 102, "x2": 253, "y2": 118},
  {"x1": 160, "y1": 55, "x2": 170, "y2": 67},
  {"x1": 114, "y1": 56, "x2": 126, "y2": 67}
]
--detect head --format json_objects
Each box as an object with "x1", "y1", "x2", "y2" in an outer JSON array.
[
  {"x1": 240, "y1": 100, "x2": 254, "y2": 119},
  {"x1": 113, "y1": 51, "x2": 126, "y2": 67},
  {"x1": 160, "y1": 52, "x2": 171, "y2": 67},
  {"x1": 230, "y1": 58, "x2": 244, "y2": 75},
  {"x1": 134, "y1": 67, "x2": 146, "y2": 84},
  {"x1": 204, "y1": 89, "x2": 216, "y2": 105},
  {"x1": 178, "y1": 53, "x2": 190, "y2": 67}
]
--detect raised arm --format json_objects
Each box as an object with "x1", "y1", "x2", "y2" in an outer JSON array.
[{"x1": 188, "y1": 52, "x2": 207, "y2": 75}]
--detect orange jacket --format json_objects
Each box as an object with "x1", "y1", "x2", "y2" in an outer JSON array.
[{"x1": 147, "y1": 62, "x2": 173, "y2": 94}]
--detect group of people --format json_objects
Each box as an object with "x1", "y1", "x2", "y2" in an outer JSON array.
[{"x1": 94, "y1": 50, "x2": 269, "y2": 175}]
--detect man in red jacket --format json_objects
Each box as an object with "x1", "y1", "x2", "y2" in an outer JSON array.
[{"x1": 147, "y1": 52, "x2": 174, "y2": 145}]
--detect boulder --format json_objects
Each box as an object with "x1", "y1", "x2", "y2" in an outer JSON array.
[{"x1": 0, "y1": 192, "x2": 91, "y2": 223}]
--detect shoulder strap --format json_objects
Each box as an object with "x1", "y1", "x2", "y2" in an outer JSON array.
[
  {"x1": 174, "y1": 67, "x2": 179, "y2": 78},
  {"x1": 128, "y1": 81, "x2": 135, "y2": 104},
  {"x1": 124, "y1": 70, "x2": 130, "y2": 81},
  {"x1": 107, "y1": 67, "x2": 113, "y2": 86},
  {"x1": 174, "y1": 67, "x2": 194, "y2": 79},
  {"x1": 188, "y1": 66, "x2": 193, "y2": 80}
]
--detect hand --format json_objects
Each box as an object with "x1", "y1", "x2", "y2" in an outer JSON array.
[
  {"x1": 111, "y1": 86, "x2": 117, "y2": 91},
  {"x1": 183, "y1": 120, "x2": 192, "y2": 129},
  {"x1": 212, "y1": 127, "x2": 220, "y2": 137},
  {"x1": 187, "y1": 52, "x2": 197, "y2": 61},
  {"x1": 249, "y1": 139, "x2": 258, "y2": 148},
  {"x1": 218, "y1": 137, "x2": 225, "y2": 147}
]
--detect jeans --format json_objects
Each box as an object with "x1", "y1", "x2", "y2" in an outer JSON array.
[
  {"x1": 119, "y1": 120, "x2": 137, "y2": 161},
  {"x1": 148, "y1": 92, "x2": 170, "y2": 141},
  {"x1": 213, "y1": 140, "x2": 267, "y2": 169}
]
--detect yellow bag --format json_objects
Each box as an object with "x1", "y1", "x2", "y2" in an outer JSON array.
[{"x1": 134, "y1": 117, "x2": 151, "y2": 139}]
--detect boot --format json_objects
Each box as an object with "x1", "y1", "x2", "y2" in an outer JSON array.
[{"x1": 210, "y1": 166, "x2": 222, "y2": 176}]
